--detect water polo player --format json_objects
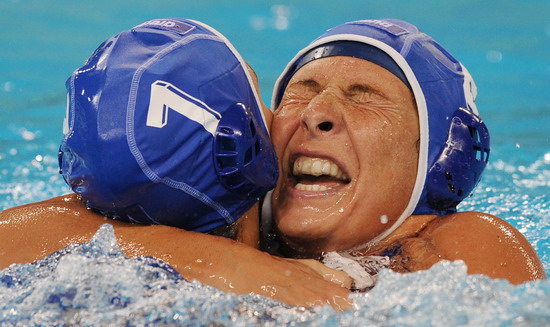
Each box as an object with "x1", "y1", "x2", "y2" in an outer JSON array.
[
  {"x1": 0, "y1": 18, "x2": 352, "y2": 309},
  {"x1": 59, "y1": 18, "x2": 277, "y2": 234},
  {"x1": 265, "y1": 19, "x2": 545, "y2": 285}
]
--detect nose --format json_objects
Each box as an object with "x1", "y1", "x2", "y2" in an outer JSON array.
[{"x1": 300, "y1": 91, "x2": 342, "y2": 135}]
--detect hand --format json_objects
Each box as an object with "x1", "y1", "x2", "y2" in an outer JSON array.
[
  {"x1": 289, "y1": 258, "x2": 353, "y2": 288},
  {"x1": 161, "y1": 238, "x2": 354, "y2": 311},
  {"x1": 230, "y1": 253, "x2": 353, "y2": 311},
  {"x1": 1, "y1": 197, "x2": 354, "y2": 311}
]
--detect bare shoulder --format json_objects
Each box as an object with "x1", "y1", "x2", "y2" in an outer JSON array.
[
  {"x1": 423, "y1": 211, "x2": 546, "y2": 283},
  {"x1": 0, "y1": 193, "x2": 114, "y2": 235},
  {"x1": 0, "y1": 194, "x2": 110, "y2": 268},
  {"x1": 1, "y1": 193, "x2": 88, "y2": 219}
]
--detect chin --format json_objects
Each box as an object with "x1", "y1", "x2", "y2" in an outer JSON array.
[
  {"x1": 273, "y1": 220, "x2": 326, "y2": 256},
  {"x1": 276, "y1": 234, "x2": 327, "y2": 258},
  {"x1": 275, "y1": 214, "x2": 390, "y2": 256},
  {"x1": 274, "y1": 210, "x2": 335, "y2": 239}
]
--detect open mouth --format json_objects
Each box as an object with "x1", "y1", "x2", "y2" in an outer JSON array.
[{"x1": 290, "y1": 156, "x2": 351, "y2": 192}]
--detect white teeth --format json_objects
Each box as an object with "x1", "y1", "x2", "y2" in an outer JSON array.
[
  {"x1": 330, "y1": 163, "x2": 338, "y2": 177},
  {"x1": 292, "y1": 157, "x2": 347, "y2": 181},
  {"x1": 312, "y1": 160, "x2": 322, "y2": 173},
  {"x1": 295, "y1": 183, "x2": 329, "y2": 192}
]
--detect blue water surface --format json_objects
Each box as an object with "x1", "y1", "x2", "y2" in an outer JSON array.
[
  {"x1": 2, "y1": 224, "x2": 549, "y2": 326},
  {"x1": 1, "y1": 0, "x2": 549, "y2": 325}
]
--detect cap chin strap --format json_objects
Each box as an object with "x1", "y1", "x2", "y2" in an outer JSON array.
[
  {"x1": 260, "y1": 190, "x2": 413, "y2": 254},
  {"x1": 260, "y1": 190, "x2": 274, "y2": 249},
  {"x1": 342, "y1": 211, "x2": 412, "y2": 254}
]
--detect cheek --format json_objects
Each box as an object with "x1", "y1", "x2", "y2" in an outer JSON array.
[
  {"x1": 353, "y1": 119, "x2": 419, "y2": 186},
  {"x1": 352, "y1": 121, "x2": 393, "y2": 161}
]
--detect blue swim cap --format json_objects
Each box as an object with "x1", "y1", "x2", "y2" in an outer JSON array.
[
  {"x1": 59, "y1": 18, "x2": 278, "y2": 232},
  {"x1": 272, "y1": 19, "x2": 490, "y2": 242}
]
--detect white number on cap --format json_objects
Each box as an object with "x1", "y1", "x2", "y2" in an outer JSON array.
[{"x1": 146, "y1": 80, "x2": 221, "y2": 135}]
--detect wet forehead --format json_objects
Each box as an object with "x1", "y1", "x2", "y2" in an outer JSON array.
[{"x1": 286, "y1": 56, "x2": 412, "y2": 100}]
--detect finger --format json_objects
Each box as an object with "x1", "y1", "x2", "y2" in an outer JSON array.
[
  {"x1": 331, "y1": 295, "x2": 354, "y2": 312},
  {"x1": 295, "y1": 259, "x2": 353, "y2": 288},
  {"x1": 321, "y1": 270, "x2": 353, "y2": 289}
]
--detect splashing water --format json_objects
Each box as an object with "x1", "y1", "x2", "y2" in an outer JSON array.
[
  {"x1": 1, "y1": 224, "x2": 549, "y2": 326},
  {"x1": 1, "y1": 1, "x2": 549, "y2": 325}
]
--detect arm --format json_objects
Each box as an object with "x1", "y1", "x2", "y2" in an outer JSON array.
[
  {"x1": 115, "y1": 225, "x2": 351, "y2": 309},
  {"x1": 0, "y1": 195, "x2": 351, "y2": 310},
  {"x1": 424, "y1": 212, "x2": 546, "y2": 284}
]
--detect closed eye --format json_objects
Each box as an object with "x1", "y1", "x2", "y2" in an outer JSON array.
[
  {"x1": 345, "y1": 84, "x2": 388, "y2": 102},
  {"x1": 280, "y1": 79, "x2": 321, "y2": 106}
]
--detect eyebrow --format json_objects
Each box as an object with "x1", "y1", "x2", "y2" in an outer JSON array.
[
  {"x1": 290, "y1": 79, "x2": 321, "y2": 90},
  {"x1": 346, "y1": 83, "x2": 388, "y2": 99}
]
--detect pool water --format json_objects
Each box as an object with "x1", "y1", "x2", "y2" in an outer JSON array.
[
  {"x1": 2, "y1": 224, "x2": 549, "y2": 326},
  {"x1": 1, "y1": 0, "x2": 549, "y2": 325}
]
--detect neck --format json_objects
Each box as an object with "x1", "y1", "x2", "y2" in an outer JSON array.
[
  {"x1": 344, "y1": 214, "x2": 439, "y2": 256},
  {"x1": 235, "y1": 202, "x2": 260, "y2": 248}
]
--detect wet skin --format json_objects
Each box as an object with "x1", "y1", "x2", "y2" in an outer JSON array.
[
  {"x1": 270, "y1": 56, "x2": 546, "y2": 284},
  {"x1": 272, "y1": 56, "x2": 419, "y2": 254},
  {"x1": 0, "y1": 57, "x2": 544, "y2": 314},
  {"x1": 360, "y1": 212, "x2": 546, "y2": 284},
  {"x1": 0, "y1": 194, "x2": 352, "y2": 310},
  {"x1": 0, "y1": 65, "x2": 353, "y2": 310}
]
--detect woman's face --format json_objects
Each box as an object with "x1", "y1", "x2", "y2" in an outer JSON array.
[{"x1": 271, "y1": 56, "x2": 419, "y2": 256}]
